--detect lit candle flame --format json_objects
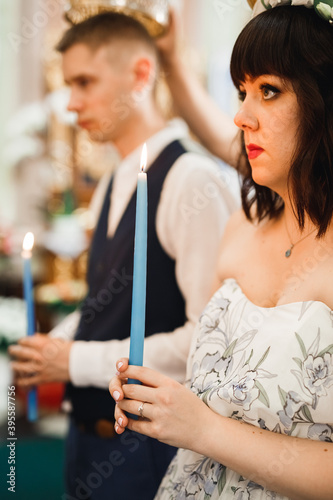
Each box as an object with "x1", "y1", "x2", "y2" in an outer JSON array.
[
  {"x1": 140, "y1": 143, "x2": 147, "y2": 173},
  {"x1": 23, "y1": 232, "x2": 34, "y2": 252}
]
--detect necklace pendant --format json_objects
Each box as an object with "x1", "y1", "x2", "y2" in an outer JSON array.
[{"x1": 285, "y1": 244, "x2": 294, "y2": 258}]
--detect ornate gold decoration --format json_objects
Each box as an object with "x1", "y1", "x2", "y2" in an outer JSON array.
[{"x1": 64, "y1": 0, "x2": 169, "y2": 37}]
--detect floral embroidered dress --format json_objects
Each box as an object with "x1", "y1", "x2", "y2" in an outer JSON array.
[{"x1": 155, "y1": 278, "x2": 333, "y2": 500}]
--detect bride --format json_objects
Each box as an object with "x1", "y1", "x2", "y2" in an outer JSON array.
[{"x1": 110, "y1": 4, "x2": 333, "y2": 499}]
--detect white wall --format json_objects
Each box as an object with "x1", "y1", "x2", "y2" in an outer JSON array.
[{"x1": 183, "y1": 0, "x2": 251, "y2": 116}]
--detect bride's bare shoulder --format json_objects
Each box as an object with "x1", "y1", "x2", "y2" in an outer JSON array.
[{"x1": 223, "y1": 209, "x2": 254, "y2": 241}]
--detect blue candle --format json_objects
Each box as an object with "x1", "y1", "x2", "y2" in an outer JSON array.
[
  {"x1": 22, "y1": 232, "x2": 38, "y2": 422},
  {"x1": 129, "y1": 144, "x2": 148, "y2": 382}
]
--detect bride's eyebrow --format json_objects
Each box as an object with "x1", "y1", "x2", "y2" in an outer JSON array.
[{"x1": 256, "y1": 75, "x2": 293, "y2": 90}]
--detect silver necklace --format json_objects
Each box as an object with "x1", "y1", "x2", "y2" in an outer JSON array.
[{"x1": 284, "y1": 219, "x2": 316, "y2": 258}]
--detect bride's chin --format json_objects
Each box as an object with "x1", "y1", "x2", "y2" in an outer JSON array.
[{"x1": 250, "y1": 168, "x2": 269, "y2": 187}]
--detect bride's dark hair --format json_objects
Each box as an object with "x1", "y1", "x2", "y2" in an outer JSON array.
[{"x1": 230, "y1": 6, "x2": 333, "y2": 236}]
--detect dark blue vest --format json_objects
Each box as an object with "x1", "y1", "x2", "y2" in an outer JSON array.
[{"x1": 66, "y1": 140, "x2": 187, "y2": 421}]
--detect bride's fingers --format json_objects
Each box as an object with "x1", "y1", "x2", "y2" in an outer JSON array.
[
  {"x1": 121, "y1": 382, "x2": 158, "y2": 404},
  {"x1": 117, "y1": 364, "x2": 178, "y2": 390},
  {"x1": 114, "y1": 405, "x2": 129, "y2": 435},
  {"x1": 115, "y1": 358, "x2": 129, "y2": 373},
  {"x1": 117, "y1": 398, "x2": 153, "y2": 421},
  {"x1": 109, "y1": 373, "x2": 129, "y2": 402}
]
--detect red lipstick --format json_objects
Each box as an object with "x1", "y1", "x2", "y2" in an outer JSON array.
[
  {"x1": 247, "y1": 144, "x2": 264, "y2": 160},
  {"x1": 78, "y1": 121, "x2": 91, "y2": 129}
]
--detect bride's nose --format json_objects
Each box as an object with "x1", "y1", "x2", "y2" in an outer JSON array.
[{"x1": 234, "y1": 100, "x2": 259, "y2": 131}]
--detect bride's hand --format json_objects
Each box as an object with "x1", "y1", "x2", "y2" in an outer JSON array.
[{"x1": 109, "y1": 358, "x2": 212, "y2": 451}]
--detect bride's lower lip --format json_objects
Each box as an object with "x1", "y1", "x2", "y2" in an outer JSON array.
[
  {"x1": 78, "y1": 121, "x2": 91, "y2": 129},
  {"x1": 248, "y1": 149, "x2": 264, "y2": 160}
]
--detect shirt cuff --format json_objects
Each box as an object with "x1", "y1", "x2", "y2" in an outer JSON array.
[
  {"x1": 49, "y1": 310, "x2": 81, "y2": 341},
  {"x1": 69, "y1": 339, "x2": 130, "y2": 388}
]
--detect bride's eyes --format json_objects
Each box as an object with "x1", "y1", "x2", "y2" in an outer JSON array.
[
  {"x1": 237, "y1": 84, "x2": 281, "y2": 102},
  {"x1": 261, "y1": 84, "x2": 280, "y2": 100},
  {"x1": 238, "y1": 90, "x2": 246, "y2": 102}
]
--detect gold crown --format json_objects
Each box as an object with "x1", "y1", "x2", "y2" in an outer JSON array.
[{"x1": 64, "y1": 0, "x2": 169, "y2": 37}]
